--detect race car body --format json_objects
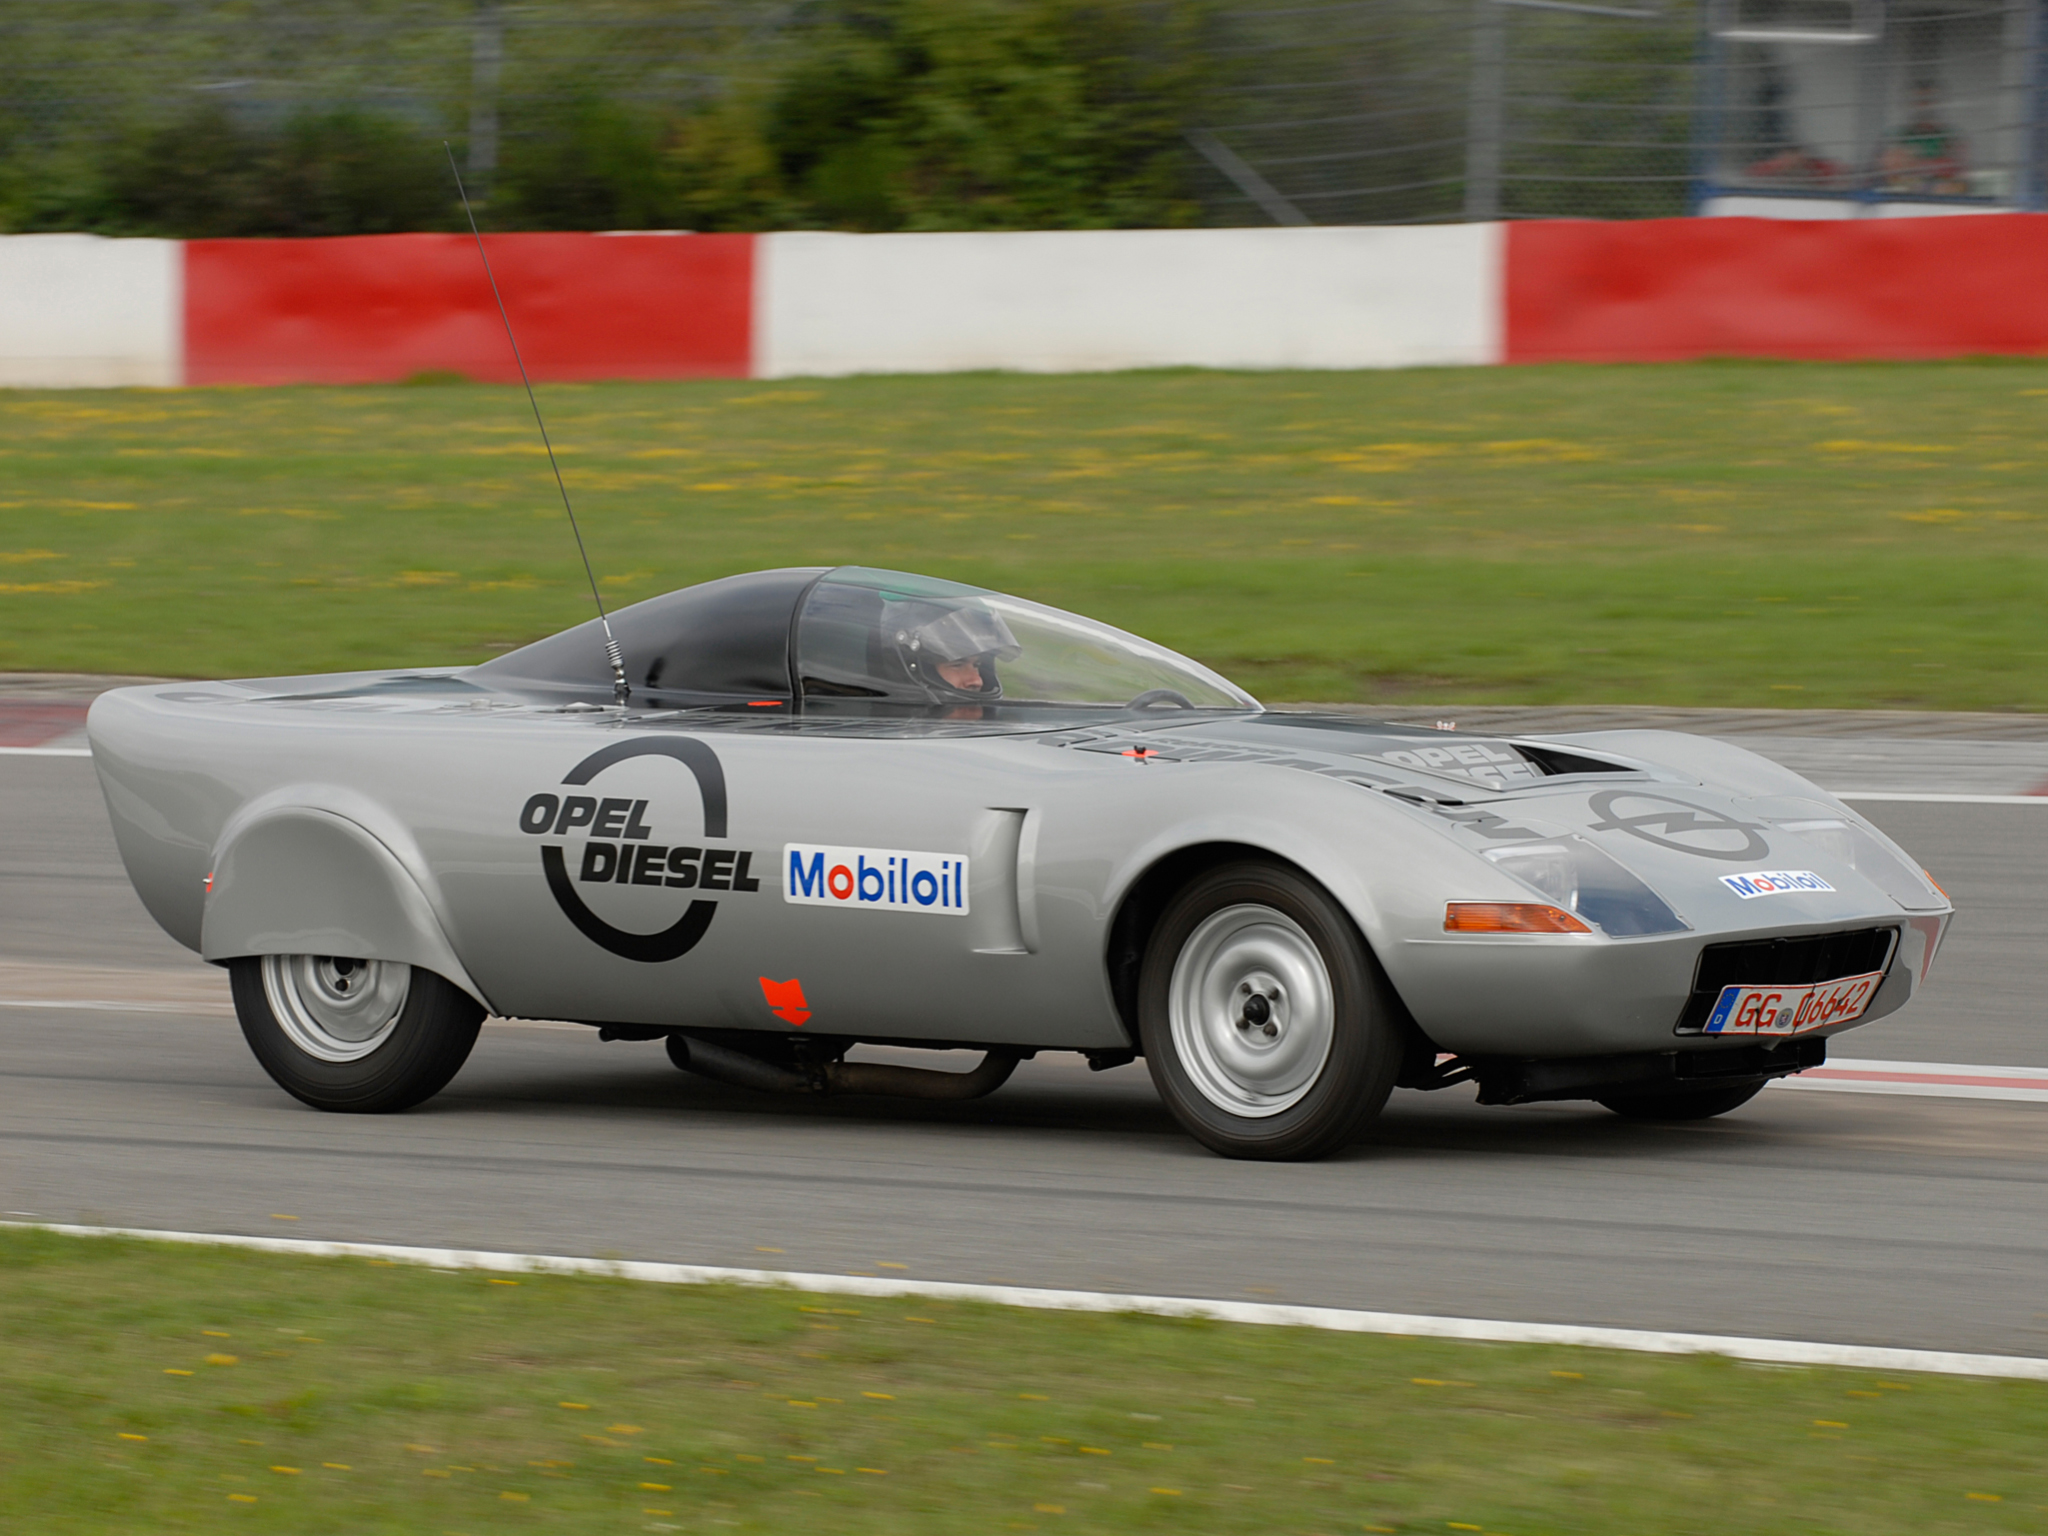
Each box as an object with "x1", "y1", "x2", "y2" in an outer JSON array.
[{"x1": 88, "y1": 566, "x2": 1952, "y2": 1158}]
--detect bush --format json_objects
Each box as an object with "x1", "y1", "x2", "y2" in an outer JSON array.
[
  {"x1": 731, "y1": 0, "x2": 1218, "y2": 232},
  {"x1": 98, "y1": 104, "x2": 455, "y2": 238},
  {"x1": 489, "y1": 91, "x2": 681, "y2": 231}
]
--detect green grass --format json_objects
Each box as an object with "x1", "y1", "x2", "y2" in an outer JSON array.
[
  {"x1": 2, "y1": 1229, "x2": 2045, "y2": 1534},
  {"x1": 3, "y1": 362, "x2": 2047, "y2": 707}
]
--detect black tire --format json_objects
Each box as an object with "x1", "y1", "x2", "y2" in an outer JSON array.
[
  {"x1": 1597, "y1": 1082, "x2": 1765, "y2": 1122},
  {"x1": 1138, "y1": 860, "x2": 1402, "y2": 1160},
  {"x1": 230, "y1": 955, "x2": 484, "y2": 1113}
]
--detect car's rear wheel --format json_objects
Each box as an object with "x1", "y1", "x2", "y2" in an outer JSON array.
[
  {"x1": 1597, "y1": 1082, "x2": 1765, "y2": 1121},
  {"x1": 1139, "y1": 860, "x2": 1401, "y2": 1160},
  {"x1": 230, "y1": 954, "x2": 483, "y2": 1113}
]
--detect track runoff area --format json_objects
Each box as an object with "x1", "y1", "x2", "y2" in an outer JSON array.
[
  {"x1": 5, "y1": 708, "x2": 2046, "y2": 1380},
  {"x1": 10, "y1": 1220, "x2": 2048, "y2": 1384}
]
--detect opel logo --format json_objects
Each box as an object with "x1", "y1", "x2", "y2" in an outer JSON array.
[
  {"x1": 541, "y1": 738, "x2": 729, "y2": 962},
  {"x1": 1586, "y1": 790, "x2": 1769, "y2": 862}
]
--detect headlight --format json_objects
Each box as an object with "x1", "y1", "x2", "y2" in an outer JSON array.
[
  {"x1": 1483, "y1": 838, "x2": 1690, "y2": 937},
  {"x1": 1771, "y1": 817, "x2": 1947, "y2": 911}
]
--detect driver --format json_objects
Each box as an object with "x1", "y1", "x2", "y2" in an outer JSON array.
[{"x1": 884, "y1": 597, "x2": 1021, "y2": 705}]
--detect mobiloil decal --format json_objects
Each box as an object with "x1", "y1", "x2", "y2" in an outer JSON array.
[
  {"x1": 784, "y1": 843, "x2": 968, "y2": 916},
  {"x1": 518, "y1": 738, "x2": 762, "y2": 962},
  {"x1": 1720, "y1": 870, "x2": 1835, "y2": 899}
]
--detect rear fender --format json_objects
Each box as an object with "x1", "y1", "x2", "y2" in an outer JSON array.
[{"x1": 201, "y1": 803, "x2": 489, "y2": 1010}]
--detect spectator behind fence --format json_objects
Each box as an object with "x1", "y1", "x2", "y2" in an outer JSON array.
[
  {"x1": 1744, "y1": 143, "x2": 1847, "y2": 189},
  {"x1": 1880, "y1": 85, "x2": 1968, "y2": 196}
]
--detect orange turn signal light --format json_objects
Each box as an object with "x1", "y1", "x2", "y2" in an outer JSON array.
[
  {"x1": 1444, "y1": 901, "x2": 1591, "y2": 935},
  {"x1": 1923, "y1": 870, "x2": 1948, "y2": 900}
]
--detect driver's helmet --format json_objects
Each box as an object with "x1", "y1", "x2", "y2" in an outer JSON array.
[{"x1": 883, "y1": 597, "x2": 1021, "y2": 704}]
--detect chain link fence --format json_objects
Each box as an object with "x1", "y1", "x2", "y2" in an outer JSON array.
[{"x1": 0, "y1": 1, "x2": 2040, "y2": 231}]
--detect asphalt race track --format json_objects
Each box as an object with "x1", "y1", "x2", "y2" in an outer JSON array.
[{"x1": 3, "y1": 750, "x2": 2045, "y2": 1360}]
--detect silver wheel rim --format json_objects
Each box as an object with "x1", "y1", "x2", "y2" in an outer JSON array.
[
  {"x1": 1168, "y1": 904, "x2": 1335, "y2": 1118},
  {"x1": 261, "y1": 954, "x2": 410, "y2": 1064}
]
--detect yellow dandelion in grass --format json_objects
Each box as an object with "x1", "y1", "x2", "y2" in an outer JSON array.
[
  {"x1": 203, "y1": 1330, "x2": 231, "y2": 1338},
  {"x1": 1813, "y1": 1420, "x2": 1848, "y2": 1429},
  {"x1": 857, "y1": 1468, "x2": 887, "y2": 1475},
  {"x1": 117, "y1": 1433, "x2": 148, "y2": 1442},
  {"x1": 205, "y1": 1354, "x2": 238, "y2": 1367},
  {"x1": 862, "y1": 1392, "x2": 893, "y2": 1400},
  {"x1": 1966, "y1": 1493, "x2": 2003, "y2": 1502},
  {"x1": 164, "y1": 1368, "x2": 194, "y2": 1377},
  {"x1": 1450, "y1": 1525, "x2": 1483, "y2": 1531},
  {"x1": 488, "y1": 1279, "x2": 519, "y2": 1286},
  {"x1": 322, "y1": 1463, "x2": 349, "y2": 1470},
  {"x1": 644, "y1": 1456, "x2": 673, "y2": 1465},
  {"x1": 558, "y1": 1402, "x2": 589, "y2": 1410},
  {"x1": 640, "y1": 1483, "x2": 672, "y2": 1492},
  {"x1": 1304, "y1": 1456, "x2": 1334, "y2": 1465},
  {"x1": 607, "y1": 1424, "x2": 642, "y2": 1434},
  {"x1": 1550, "y1": 1371, "x2": 1584, "y2": 1380},
  {"x1": 499, "y1": 1491, "x2": 529, "y2": 1502},
  {"x1": 270, "y1": 1466, "x2": 299, "y2": 1475},
  {"x1": 1078, "y1": 1447, "x2": 1110, "y2": 1456},
  {"x1": 227, "y1": 1493, "x2": 256, "y2": 1503},
  {"x1": 1150, "y1": 1487, "x2": 1181, "y2": 1497},
  {"x1": 819, "y1": 1467, "x2": 845, "y2": 1475}
]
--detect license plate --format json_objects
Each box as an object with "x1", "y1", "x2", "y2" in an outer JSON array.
[{"x1": 1703, "y1": 971, "x2": 1885, "y2": 1035}]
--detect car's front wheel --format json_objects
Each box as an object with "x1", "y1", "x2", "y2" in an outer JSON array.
[
  {"x1": 229, "y1": 954, "x2": 483, "y2": 1112},
  {"x1": 1139, "y1": 861, "x2": 1402, "y2": 1160}
]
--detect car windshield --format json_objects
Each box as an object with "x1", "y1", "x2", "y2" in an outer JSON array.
[{"x1": 795, "y1": 568, "x2": 1257, "y2": 716}]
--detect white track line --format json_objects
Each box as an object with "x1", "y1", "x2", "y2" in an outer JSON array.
[
  {"x1": 1772, "y1": 1057, "x2": 2048, "y2": 1103},
  {"x1": 9, "y1": 1221, "x2": 2047, "y2": 1382},
  {"x1": 0, "y1": 745, "x2": 91, "y2": 757},
  {"x1": 1838, "y1": 791, "x2": 2048, "y2": 805}
]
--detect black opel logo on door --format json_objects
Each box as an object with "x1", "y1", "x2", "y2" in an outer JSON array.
[
  {"x1": 1586, "y1": 790, "x2": 1769, "y2": 862},
  {"x1": 539, "y1": 738, "x2": 727, "y2": 962}
]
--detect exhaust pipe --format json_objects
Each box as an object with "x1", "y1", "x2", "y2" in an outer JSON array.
[
  {"x1": 825, "y1": 1052, "x2": 1021, "y2": 1101},
  {"x1": 668, "y1": 1034, "x2": 1021, "y2": 1102}
]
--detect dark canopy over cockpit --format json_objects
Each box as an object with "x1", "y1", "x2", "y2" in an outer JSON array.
[{"x1": 469, "y1": 566, "x2": 1256, "y2": 717}]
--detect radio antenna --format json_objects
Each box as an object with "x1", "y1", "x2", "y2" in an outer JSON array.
[{"x1": 446, "y1": 144, "x2": 629, "y2": 707}]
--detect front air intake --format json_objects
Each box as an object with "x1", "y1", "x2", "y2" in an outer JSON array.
[{"x1": 1675, "y1": 926, "x2": 1899, "y2": 1035}]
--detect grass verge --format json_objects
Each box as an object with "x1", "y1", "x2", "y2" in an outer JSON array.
[
  {"x1": 2, "y1": 362, "x2": 2047, "y2": 707},
  {"x1": 2, "y1": 1226, "x2": 2045, "y2": 1533}
]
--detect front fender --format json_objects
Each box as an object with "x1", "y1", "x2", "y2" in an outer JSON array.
[{"x1": 200, "y1": 807, "x2": 490, "y2": 1010}]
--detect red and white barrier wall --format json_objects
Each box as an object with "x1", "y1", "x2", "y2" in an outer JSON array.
[{"x1": 6, "y1": 215, "x2": 2048, "y2": 386}]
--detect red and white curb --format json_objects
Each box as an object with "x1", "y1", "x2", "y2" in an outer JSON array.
[
  {"x1": 1772, "y1": 1058, "x2": 2048, "y2": 1104},
  {"x1": 7, "y1": 1221, "x2": 2046, "y2": 1383}
]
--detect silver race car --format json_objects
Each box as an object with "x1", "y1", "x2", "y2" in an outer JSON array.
[{"x1": 89, "y1": 566, "x2": 1951, "y2": 1159}]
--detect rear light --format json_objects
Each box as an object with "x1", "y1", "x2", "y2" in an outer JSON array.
[
  {"x1": 1923, "y1": 870, "x2": 1948, "y2": 901},
  {"x1": 1444, "y1": 902, "x2": 1591, "y2": 935}
]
